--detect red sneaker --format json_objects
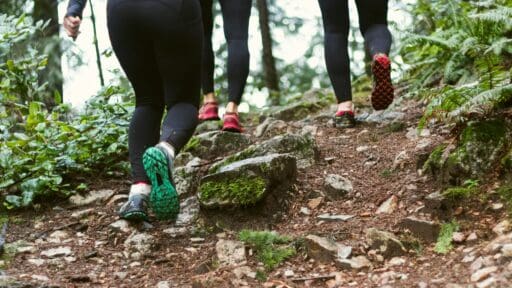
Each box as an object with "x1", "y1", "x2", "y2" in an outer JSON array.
[
  {"x1": 334, "y1": 110, "x2": 356, "y2": 128},
  {"x1": 371, "y1": 54, "x2": 394, "y2": 111},
  {"x1": 198, "y1": 101, "x2": 220, "y2": 121},
  {"x1": 222, "y1": 112, "x2": 243, "y2": 133}
]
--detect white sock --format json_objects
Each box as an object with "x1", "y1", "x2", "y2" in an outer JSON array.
[
  {"x1": 157, "y1": 141, "x2": 175, "y2": 159},
  {"x1": 129, "y1": 183, "x2": 151, "y2": 198}
]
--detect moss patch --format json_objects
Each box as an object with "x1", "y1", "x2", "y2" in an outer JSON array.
[
  {"x1": 210, "y1": 146, "x2": 257, "y2": 174},
  {"x1": 434, "y1": 220, "x2": 459, "y2": 254},
  {"x1": 199, "y1": 176, "x2": 266, "y2": 206},
  {"x1": 460, "y1": 119, "x2": 507, "y2": 144},
  {"x1": 239, "y1": 230, "x2": 296, "y2": 270},
  {"x1": 182, "y1": 136, "x2": 201, "y2": 154},
  {"x1": 497, "y1": 181, "x2": 512, "y2": 217},
  {"x1": 423, "y1": 144, "x2": 447, "y2": 173}
]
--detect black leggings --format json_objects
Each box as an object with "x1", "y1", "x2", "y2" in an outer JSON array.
[
  {"x1": 318, "y1": 0, "x2": 392, "y2": 103},
  {"x1": 200, "y1": 0, "x2": 252, "y2": 105},
  {"x1": 107, "y1": 0, "x2": 203, "y2": 183}
]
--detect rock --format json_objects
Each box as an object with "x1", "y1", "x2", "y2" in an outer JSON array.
[
  {"x1": 174, "y1": 152, "x2": 194, "y2": 167},
  {"x1": 114, "y1": 272, "x2": 128, "y2": 280},
  {"x1": 109, "y1": 220, "x2": 133, "y2": 234},
  {"x1": 210, "y1": 133, "x2": 318, "y2": 171},
  {"x1": 215, "y1": 240, "x2": 246, "y2": 267},
  {"x1": 27, "y1": 258, "x2": 45, "y2": 266},
  {"x1": 376, "y1": 195, "x2": 398, "y2": 214},
  {"x1": 491, "y1": 203, "x2": 504, "y2": 210},
  {"x1": 175, "y1": 196, "x2": 200, "y2": 226},
  {"x1": 301, "y1": 125, "x2": 318, "y2": 137},
  {"x1": 324, "y1": 174, "x2": 353, "y2": 200},
  {"x1": 284, "y1": 270, "x2": 295, "y2": 278},
  {"x1": 156, "y1": 281, "x2": 171, "y2": 288},
  {"x1": 198, "y1": 154, "x2": 297, "y2": 209},
  {"x1": 337, "y1": 256, "x2": 372, "y2": 270},
  {"x1": 356, "y1": 146, "x2": 370, "y2": 153},
  {"x1": 423, "y1": 120, "x2": 511, "y2": 185},
  {"x1": 174, "y1": 158, "x2": 202, "y2": 197},
  {"x1": 41, "y1": 247, "x2": 72, "y2": 258},
  {"x1": 392, "y1": 151, "x2": 409, "y2": 170},
  {"x1": 388, "y1": 257, "x2": 406, "y2": 266},
  {"x1": 467, "y1": 232, "x2": 478, "y2": 243},
  {"x1": 492, "y1": 220, "x2": 511, "y2": 235},
  {"x1": 476, "y1": 277, "x2": 497, "y2": 288},
  {"x1": 471, "y1": 266, "x2": 498, "y2": 282},
  {"x1": 107, "y1": 194, "x2": 129, "y2": 207},
  {"x1": 71, "y1": 208, "x2": 94, "y2": 219},
  {"x1": 365, "y1": 228, "x2": 407, "y2": 258},
  {"x1": 406, "y1": 128, "x2": 431, "y2": 140},
  {"x1": 501, "y1": 244, "x2": 512, "y2": 257},
  {"x1": 31, "y1": 275, "x2": 49, "y2": 282},
  {"x1": 48, "y1": 230, "x2": 69, "y2": 242},
  {"x1": 307, "y1": 197, "x2": 323, "y2": 210},
  {"x1": 183, "y1": 131, "x2": 251, "y2": 159},
  {"x1": 195, "y1": 120, "x2": 222, "y2": 134},
  {"x1": 69, "y1": 189, "x2": 115, "y2": 206},
  {"x1": 270, "y1": 98, "x2": 326, "y2": 122},
  {"x1": 233, "y1": 266, "x2": 255, "y2": 279},
  {"x1": 300, "y1": 207, "x2": 311, "y2": 215},
  {"x1": 124, "y1": 233, "x2": 155, "y2": 259},
  {"x1": 163, "y1": 227, "x2": 188, "y2": 238},
  {"x1": 255, "y1": 117, "x2": 287, "y2": 138},
  {"x1": 304, "y1": 235, "x2": 352, "y2": 263},
  {"x1": 356, "y1": 111, "x2": 405, "y2": 124},
  {"x1": 415, "y1": 138, "x2": 432, "y2": 151},
  {"x1": 399, "y1": 217, "x2": 440, "y2": 243},
  {"x1": 452, "y1": 232, "x2": 466, "y2": 243},
  {"x1": 423, "y1": 191, "x2": 452, "y2": 213},
  {"x1": 16, "y1": 244, "x2": 36, "y2": 254},
  {"x1": 317, "y1": 214, "x2": 355, "y2": 221}
]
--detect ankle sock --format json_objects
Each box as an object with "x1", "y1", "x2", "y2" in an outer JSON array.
[
  {"x1": 156, "y1": 141, "x2": 175, "y2": 159},
  {"x1": 129, "y1": 183, "x2": 151, "y2": 199}
]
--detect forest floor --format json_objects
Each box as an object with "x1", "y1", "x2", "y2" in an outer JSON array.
[{"x1": 2, "y1": 96, "x2": 512, "y2": 288}]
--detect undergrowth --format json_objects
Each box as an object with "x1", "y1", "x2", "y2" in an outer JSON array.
[
  {"x1": 239, "y1": 230, "x2": 296, "y2": 271},
  {"x1": 434, "y1": 220, "x2": 459, "y2": 254}
]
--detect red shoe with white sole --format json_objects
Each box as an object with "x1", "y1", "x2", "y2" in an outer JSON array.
[
  {"x1": 371, "y1": 54, "x2": 394, "y2": 111},
  {"x1": 198, "y1": 101, "x2": 220, "y2": 121},
  {"x1": 222, "y1": 112, "x2": 242, "y2": 133}
]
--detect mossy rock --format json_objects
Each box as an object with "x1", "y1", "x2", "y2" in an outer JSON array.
[
  {"x1": 423, "y1": 119, "x2": 511, "y2": 185},
  {"x1": 210, "y1": 133, "x2": 318, "y2": 172},
  {"x1": 182, "y1": 131, "x2": 251, "y2": 160},
  {"x1": 198, "y1": 154, "x2": 297, "y2": 209},
  {"x1": 263, "y1": 90, "x2": 333, "y2": 122},
  {"x1": 174, "y1": 158, "x2": 202, "y2": 197},
  {"x1": 501, "y1": 149, "x2": 512, "y2": 172}
]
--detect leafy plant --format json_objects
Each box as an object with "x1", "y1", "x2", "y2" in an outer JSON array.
[{"x1": 239, "y1": 230, "x2": 296, "y2": 270}]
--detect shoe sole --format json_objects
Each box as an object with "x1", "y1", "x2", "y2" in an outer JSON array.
[
  {"x1": 371, "y1": 59, "x2": 394, "y2": 111},
  {"x1": 121, "y1": 211, "x2": 148, "y2": 222},
  {"x1": 143, "y1": 147, "x2": 179, "y2": 220}
]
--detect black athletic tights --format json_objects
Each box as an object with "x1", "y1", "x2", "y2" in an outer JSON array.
[
  {"x1": 318, "y1": 0, "x2": 392, "y2": 103},
  {"x1": 107, "y1": 0, "x2": 203, "y2": 183},
  {"x1": 200, "y1": 0, "x2": 252, "y2": 105}
]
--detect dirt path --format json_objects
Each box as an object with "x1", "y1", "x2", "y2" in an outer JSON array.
[{"x1": 3, "y1": 100, "x2": 511, "y2": 288}]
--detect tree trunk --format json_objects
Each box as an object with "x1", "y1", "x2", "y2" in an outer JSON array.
[
  {"x1": 256, "y1": 0, "x2": 280, "y2": 105},
  {"x1": 33, "y1": 0, "x2": 63, "y2": 108}
]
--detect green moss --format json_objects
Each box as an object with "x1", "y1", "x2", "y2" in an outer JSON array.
[
  {"x1": 442, "y1": 186, "x2": 476, "y2": 200},
  {"x1": 434, "y1": 220, "x2": 459, "y2": 254},
  {"x1": 460, "y1": 120, "x2": 507, "y2": 144},
  {"x1": 182, "y1": 136, "x2": 201, "y2": 153},
  {"x1": 239, "y1": 230, "x2": 296, "y2": 270},
  {"x1": 497, "y1": 181, "x2": 512, "y2": 217},
  {"x1": 380, "y1": 168, "x2": 395, "y2": 178},
  {"x1": 501, "y1": 149, "x2": 512, "y2": 171},
  {"x1": 423, "y1": 144, "x2": 447, "y2": 173},
  {"x1": 199, "y1": 176, "x2": 266, "y2": 206}
]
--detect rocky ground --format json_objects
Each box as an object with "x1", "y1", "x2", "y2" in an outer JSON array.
[{"x1": 2, "y1": 90, "x2": 512, "y2": 287}]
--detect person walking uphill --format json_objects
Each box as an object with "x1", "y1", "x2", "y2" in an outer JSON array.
[
  {"x1": 64, "y1": 0, "x2": 203, "y2": 221},
  {"x1": 198, "y1": 0, "x2": 252, "y2": 133},
  {"x1": 318, "y1": 0, "x2": 394, "y2": 128}
]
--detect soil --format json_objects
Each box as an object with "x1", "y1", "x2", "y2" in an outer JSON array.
[{"x1": 3, "y1": 100, "x2": 509, "y2": 288}]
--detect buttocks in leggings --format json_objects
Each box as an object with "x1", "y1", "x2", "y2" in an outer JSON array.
[{"x1": 107, "y1": 0, "x2": 203, "y2": 182}]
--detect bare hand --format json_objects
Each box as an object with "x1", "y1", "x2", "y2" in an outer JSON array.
[{"x1": 64, "y1": 16, "x2": 81, "y2": 39}]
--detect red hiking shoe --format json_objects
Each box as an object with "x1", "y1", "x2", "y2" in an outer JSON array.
[
  {"x1": 222, "y1": 112, "x2": 243, "y2": 133},
  {"x1": 198, "y1": 101, "x2": 220, "y2": 121},
  {"x1": 371, "y1": 54, "x2": 394, "y2": 111}
]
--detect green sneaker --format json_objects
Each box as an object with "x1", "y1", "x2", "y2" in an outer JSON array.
[
  {"x1": 142, "y1": 146, "x2": 179, "y2": 220},
  {"x1": 118, "y1": 194, "x2": 148, "y2": 221}
]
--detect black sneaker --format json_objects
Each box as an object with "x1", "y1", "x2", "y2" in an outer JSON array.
[
  {"x1": 334, "y1": 110, "x2": 356, "y2": 128},
  {"x1": 118, "y1": 194, "x2": 148, "y2": 221}
]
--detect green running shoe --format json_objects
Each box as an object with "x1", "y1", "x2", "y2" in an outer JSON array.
[
  {"x1": 118, "y1": 194, "x2": 148, "y2": 221},
  {"x1": 142, "y1": 146, "x2": 179, "y2": 220}
]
